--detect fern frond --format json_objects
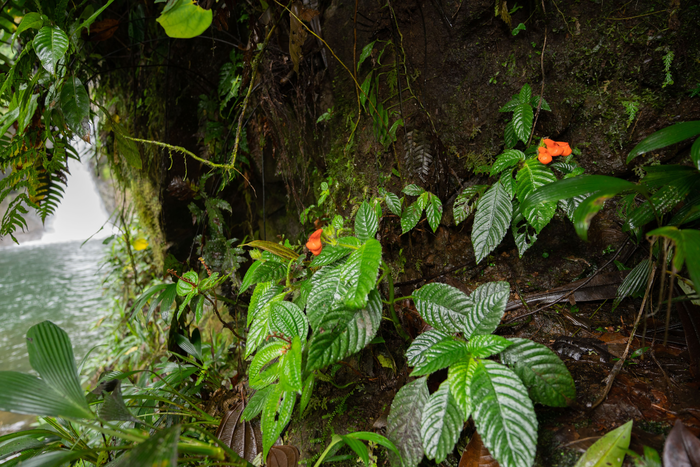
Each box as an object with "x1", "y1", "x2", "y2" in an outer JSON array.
[{"x1": 35, "y1": 167, "x2": 69, "y2": 223}]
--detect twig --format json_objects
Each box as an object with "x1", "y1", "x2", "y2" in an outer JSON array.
[{"x1": 502, "y1": 238, "x2": 629, "y2": 325}]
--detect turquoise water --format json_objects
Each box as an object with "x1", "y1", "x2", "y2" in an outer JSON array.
[{"x1": 0, "y1": 239, "x2": 111, "y2": 432}]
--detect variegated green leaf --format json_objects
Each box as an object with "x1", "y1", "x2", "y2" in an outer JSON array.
[
  {"x1": 355, "y1": 201, "x2": 378, "y2": 242},
  {"x1": 466, "y1": 335, "x2": 512, "y2": 358},
  {"x1": 453, "y1": 185, "x2": 488, "y2": 226},
  {"x1": 261, "y1": 384, "x2": 295, "y2": 458},
  {"x1": 426, "y1": 194, "x2": 442, "y2": 232},
  {"x1": 412, "y1": 283, "x2": 471, "y2": 335},
  {"x1": 511, "y1": 200, "x2": 537, "y2": 258},
  {"x1": 411, "y1": 337, "x2": 469, "y2": 377},
  {"x1": 472, "y1": 182, "x2": 513, "y2": 263},
  {"x1": 406, "y1": 330, "x2": 450, "y2": 368},
  {"x1": 341, "y1": 238, "x2": 382, "y2": 309},
  {"x1": 448, "y1": 357, "x2": 477, "y2": 420},
  {"x1": 280, "y1": 336, "x2": 303, "y2": 393},
  {"x1": 516, "y1": 159, "x2": 557, "y2": 233},
  {"x1": 471, "y1": 359, "x2": 537, "y2": 467},
  {"x1": 512, "y1": 103, "x2": 533, "y2": 143},
  {"x1": 384, "y1": 191, "x2": 403, "y2": 216},
  {"x1": 465, "y1": 282, "x2": 510, "y2": 339},
  {"x1": 500, "y1": 338, "x2": 576, "y2": 407},
  {"x1": 420, "y1": 380, "x2": 464, "y2": 463},
  {"x1": 491, "y1": 150, "x2": 526, "y2": 176},
  {"x1": 387, "y1": 377, "x2": 429, "y2": 467},
  {"x1": 306, "y1": 263, "x2": 347, "y2": 331},
  {"x1": 239, "y1": 261, "x2": 287, "y2": 294},
  {"x1": 241, "y1": 385, "x2": 274, "y2": 421},
  {"x1": 403, "y1": 184, "x2": 425, "y2": 196},
  {"x1": 270, "y1": 301, "x2": 308, "y2": 341},
  {"x1": 401, "y1": 202, "x2": 422, "y2": 234}
]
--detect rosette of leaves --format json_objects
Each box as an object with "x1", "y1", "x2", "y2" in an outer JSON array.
[
  {"x1": 390, "y1": 184, "x2": 443, "y2": 234},
  {"x1": 238, "y1": 201, "x2": 388, "y2": 458},
  {"x1": 387, "y1": 281, "x2": 575, "y2": 467}
]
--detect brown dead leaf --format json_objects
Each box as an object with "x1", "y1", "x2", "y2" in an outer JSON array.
[
  {"x1": 84, "y1": 19, "x2": 119, "y2": 42},
  {"x1": 215, "y1": 402, "x2": 263, "y2": 463},
  {"x1": 663, "y1": 419, "x2": 700, "y2": 467},
  {"x1": 459, "y1": 432, "x2": 499, "y2": 467},
  {"x1": 267, "y1": 445, "x2": 300, "y2": 467}
]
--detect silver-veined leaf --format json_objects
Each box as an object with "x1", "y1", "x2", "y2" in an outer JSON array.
[
  {"x1": 426, "y1": 194, "x2": 442, "y2": 232},
  {"x1": 401, "y1": 202, "x2": 422, "y2": 234},
  {"x1": 504, "y1": 121, "x2": 518, "y2": 149},
  {"x1": 355, "y1": 201, "x2": 378, "y2": 242},
  {"x1": 340, "y1": 238, "x2": 382, "y2": 309},
  {"x1": 500, "y1": 170, "x2": 515, "y2": 197},
  {"x1": 247, "y1": 283, "x2": 282, "y2": 327},
  {"x1": 406, "y1": 330, "x2": 450, "y2": 368},
  {"x1": 306, "y1": 290, "x2": 382, "y2": 371},
  {"x1": 387, "y1": 377, "x2": 429, "y2": 467},
  {"x1": 246, "y1": 289, "x2": 285, "y2": 358},
  {"x1": 448, "y1": 357, "x2": 477, "y2": 420},
  {"x1": 499, "y1": 338, "x2": 576, "y2": 407},
  {"x1": 305, "y1": 263, "x2": 347, "y2": 331},
  {"x1": 516, "y1": 159, "x2": 557, "y2": 233},
  {"x1": 403, "y1": 184, "x2": 425, "y2": 196},
  {"x1": 453, "y1": 185, "x2": 488, "y2": 226},
  {"x1": 613, "y1": 259, "x2": 651, "y2": 310},
  {"x1": 518, "y1": 84, "x2": 532, "y2": 104},
  {"x1": 465, "y1": 282, "x2": 510, "y2": 339},
  {"x1": 384, "y1": 191, "x2": 403, "y2": 216},
  {"x1": 420, "y1": 380, "x2": 464, "y2": 463},
  {"x1": 417, "y1": 192, "x2": 430, "y2": 211},
  {"x1": 411, "y1": 337, "x2": 469, "y2": 376},
  {"x1": 471, "y1": 359, "x2": 537, "y2": 467},
  {"x1": 472, "y1": 181, "x2": 513, "y2": 264},
  {"x1": 411, "y1": 283, "x2": 471, "y2": 335},
  {"x1": 511, "y1": 200, "x2": 537, "y2": 258},
  {"x1": 491, "y1": 150, "x2": 526, "y2": 176},
  {"x1": 270, "y1": 301, "x2": 308, "y2": 341},
  {"x1": 466, "y1": 335, "x2": 512, "y2": 358},
  {"x1": 280, "y1": 336, "x2": 303, "y2": 393},
  {"x1": 241, "y1": 385, "x2": 274, "y2": 421},
  {"x1": 33, "y1": 26, "x2": 68, "y2": 74}
]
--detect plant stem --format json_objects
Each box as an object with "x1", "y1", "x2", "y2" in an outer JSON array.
[{"x1": 382, "y1": 261, "x2": 410, "y2": 340}]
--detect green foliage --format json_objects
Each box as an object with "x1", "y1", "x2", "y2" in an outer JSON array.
[
  {"x1": 387, "y1": 281, "x2": 575, "y2": 467},
  {"x1": 574, "y1": 421, "x2": 633, "y2": 467},
  {"x1": 156, "y1": 0, "x2": 213, "y2": 39},
  {"x1": 397, "y1": 185, "x2": 443, "y2": 234},
  {"x1": 499, "y1": 84, "x2": 549, "y2": 147}
]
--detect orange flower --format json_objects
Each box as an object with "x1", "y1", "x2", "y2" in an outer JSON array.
[
  {"x1": 538, "y1": 139, "x2": 572, "y2": 164},
  {"x1": 306, "y1": 228, "x2": 323, "y2": 256}
]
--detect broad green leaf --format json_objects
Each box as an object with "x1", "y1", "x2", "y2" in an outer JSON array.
[
  {"x1": 249, "y1": 340, "x2": 285, "y2": 385},
  {"x1": 261, "y1": 385, "x2": 295, "y2": 458},
  {"x1": 512, "y1": 103, "x2": 533, "y2": 143},
  {"x1": 26, "y1": 321, "x2": 92, "y2": 418},
  {"x1": 453, "y1": 185, "x2": 488, "y2": 226},
  {"x1": 411, "y1": 337, "x2": 469, "y2": 376},
  {"x1": 357, "y1": 40, "x2": 376, "y2": 71},
  {"x1": 33, "y1": 27, "x2": 69, "y2": 74},
  {"x1": 627, "y1": 121, "x2": 700, "y2": 164},
  {"x1": 518, "y1": 84, "x2": 532, "y2": 104},
  {"x1": 641, "y1": 164, "x2": 699, "y2": 188},
  {"x1": 416, "y1": 192, "x2": 430, "y2": 211},
  {"x1": 471, "y1": 359, "x2": 537, "y2": 467},
  {"x1": 109, "y1": 425, "x2": 180, "y2": 467},
  {"x1": 448, "y1": 357, "x2": 477, "y2": 420},
  {"x1": 500, "y1": 338, "x2": 576, "y2": 407},
  {"x1": 60, "y1": 77, "x2": 90, "y2": 136},
  {"x1": 406, "y1": 330, "x2": 450, "y2": 368},
  {"x1": 412, "y1": 283, "x2": 471, "y2": 335},
  {"x1": 466, "y1": 335, "x2": 512, "y2": 358},
  {"x1": 0, "y1": 372, "x2": 91, "y2": 418},
  {"x1": 465, "y1": 281, "x2": 510, "y2": 338},
  {"x1": 491, "y1": 150, "x2": 526, "y2": 176},
  {"x1": 516, "y1": 159, "x2": 557, "y2": 233},
  {"x1": 670, "y1": 191, "x2": 700, "y2": 226},
  {"x1": 174, "y1": 334, "x2": 201, "y2": 360},
  {"x1": 520, "y1": 175, "x2": 644, "y2": 215},
  {"x1": 530, "y1": 95, "x2": 551, "y2": 111},
  {"x1": 239, "y1": 260, "x2": 286, "y2": 294},
  {"x1": 500, "y1": 170, "x2": 516, "y2": 197},
  {"x1": 401, "y1": 202, "x2": 422, "y2": 234},
  {"x1": 387, "y1": 377, "x2": 429, "y2": 467},
  {"x1": 345, "y1": 432, "x2": 402, "y2": 460},
  {"x1": 499, "y1": 97, "x2": 521, "y2": 113},
  {"x1": 306, "y1": 290, "x2": 382, "y2": 371},
  {"x1": 647, "y1": 227, "x2": 700, "y2": 291},
  {"x1": 156, "y1": 0, "x2": 213, "y2": 38},
  {"x1": 511, "y1": 200, "x2": 537, "y2": 258},
  {"x1": 573, "y1": 420, "x2": 632, "y2": 467},
  {"x1": 306, "y1": 263, "x2": 347, "y2": 331},
  {"x1": 613, "y1": 259, "x2": 651, "y2": 310},
  {"x1": 280, "y1": 336, "x2": 303, "y2": 393},
  {"x1": 194, "y1": 295, "x2": 205, "y2": 322},
  {"x1": 355, "y1": 201, "x2": 379, "y2": 241},
  {"x1": 425, "y1": 194, "x2": 442, "y2": 232},
  {"x1": 270, "y1": 301, "x2": 308, "y2": 341},
  {"x1": 341, "y1": 435, "x2": 370, "y2": 466},
  {"x1": 245, "y1": 240, "x2": 300, "y2": 261},
  {"x1": 472, "y1": 181, "x2": 513, "y2": 263},
  {"x1": 692, "y1": 137, "x2": 700, "y2": 170},
  {"x1": 241, "y1": 385, "x2": 274, "y2": 421},
  {"x1": 403, "y1": 184, "x2": 425, "y2": 196},
  {"x1": 341, "y1": 238, "x2": 382, "y2": 309},
  {"x1": 176, "y1": 271, "x2": 199, "y2": 296},
  {"x1": 420, "y1": 380, "x2": 464, "y2": 463},
  {"x1": 573, "y1": 192, "x2": 617, "y2": 241},
  {"x1": 299, "y1": 374, "x2": 314, "y2": 413},
  {"x1": 384, "y1": 191, "x2": 403, "y2": 216},
  {"x1": 504, "y1": 120, "x2": 518, "y2": 149},
  {"x1": 247, "y1": 282, "x2": 281, "y2": 326},
  {"x1": 15, "y1": 13, "x2": 44, "y2": 36}
]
